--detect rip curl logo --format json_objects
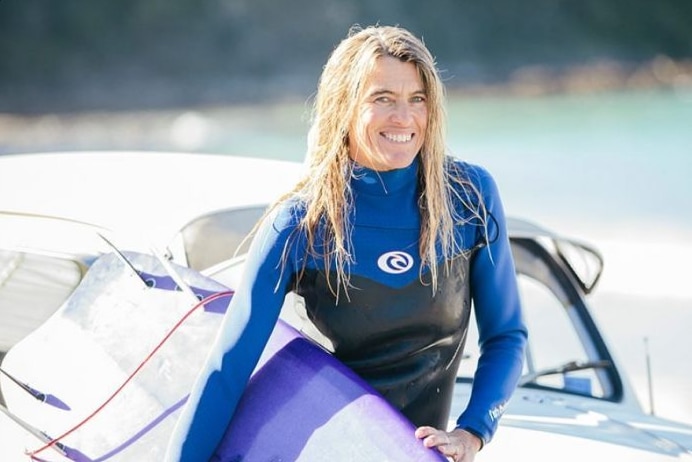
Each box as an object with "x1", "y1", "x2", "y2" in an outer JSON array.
[{"x1": 377, "y1": 251, "x2": 414, "y2": 274}]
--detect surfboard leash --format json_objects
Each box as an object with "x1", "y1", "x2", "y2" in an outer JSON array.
[{"x1": 26, "y1": 289, "x2": 234, "y2": 460}]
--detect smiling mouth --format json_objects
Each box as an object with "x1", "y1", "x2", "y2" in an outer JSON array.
[{"x1": 382, "y1": 132, "x2": 413, "y2": 143}]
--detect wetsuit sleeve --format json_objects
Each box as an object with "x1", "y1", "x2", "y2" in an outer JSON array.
[
  {"x1": 165, "y1": 209, "x2": 299, "y2": 461},
  {"x1": 455, "y1": 167, "x2": 527, "y2": 446}
]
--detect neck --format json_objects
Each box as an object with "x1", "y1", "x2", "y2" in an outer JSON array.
[{"x1": 350, "y1": 157, "x2": 419, "y2": 196}]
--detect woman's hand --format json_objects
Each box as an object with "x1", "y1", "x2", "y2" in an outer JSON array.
[{"x1": 415, "y1": 426, "x2": 482, "y2": 462}]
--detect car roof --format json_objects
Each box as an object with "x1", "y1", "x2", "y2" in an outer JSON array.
[
  {"x1": 507, "y1": 216, "x2": 556, "y2": 239},
  {"x1": 0, "y1": 151, "x2": 303, "y2": 248},
  {"x1": 1, "y1": 151, "x2": 563, "y2": 238}
]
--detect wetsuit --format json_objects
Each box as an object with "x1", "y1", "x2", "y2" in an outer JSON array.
[{"x1": 166, "y1": 157, "x2": 527, "y2": 461}]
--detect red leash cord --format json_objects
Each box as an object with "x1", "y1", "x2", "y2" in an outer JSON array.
[{"x1": 28, "y1": 290, "x2": 234, "y2": 459}]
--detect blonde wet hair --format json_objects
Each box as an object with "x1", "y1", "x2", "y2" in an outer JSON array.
[{"x1": 269, "y1": 25, "x2": 486, "y2": 297}]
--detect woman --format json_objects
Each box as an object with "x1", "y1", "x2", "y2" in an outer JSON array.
[{"x1": 167, "y1": 25, "x2": 526, "y2": 462}]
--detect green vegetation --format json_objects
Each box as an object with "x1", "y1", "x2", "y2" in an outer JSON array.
[{"x1": 1, "y1": 0, "x2": 690, "y2": 113}]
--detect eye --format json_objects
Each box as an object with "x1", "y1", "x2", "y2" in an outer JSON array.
[
  {"x1": 374, "y1": 95, "x2": 392, "y2": 104},
  {"x1": 411, "y1": 95, "x2": 427, "y2": 104}
]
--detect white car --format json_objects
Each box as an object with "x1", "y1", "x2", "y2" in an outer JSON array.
[{"x1": 1, "y1": 152, "x2": 691, "y2": 461}]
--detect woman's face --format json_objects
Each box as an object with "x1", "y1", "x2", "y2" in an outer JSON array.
[{"x1": 348, "y1": 56, "x2": 428, "y2": 171}]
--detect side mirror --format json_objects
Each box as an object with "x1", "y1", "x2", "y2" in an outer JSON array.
[{"x1": 555, "y1": 239, "x2": 604, "y2": 294}]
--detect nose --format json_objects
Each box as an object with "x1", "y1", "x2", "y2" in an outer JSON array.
[{"x1": 390, "y1": 101, "x2": 412, "y2": 124}]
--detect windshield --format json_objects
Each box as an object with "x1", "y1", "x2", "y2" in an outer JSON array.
[{"x1": 457, "y1": 238, "x2": 618, "y2": 400}]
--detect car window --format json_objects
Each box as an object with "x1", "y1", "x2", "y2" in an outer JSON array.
[
  {"x1": 517, "y1": 274, "x2": 606, "y2": 397},
  {"x1": 457, "y1": 239, "x2": 612, "y2": 399},
  {"x1": 177, "y1": 206, "x2": 268, "y2": 271}
]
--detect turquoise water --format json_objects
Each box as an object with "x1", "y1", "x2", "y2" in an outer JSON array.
[
  {"x1": 446, "y1": 90, "x2": 692, "y2": 237},
  {"x1": 213, "y1": 89, "x2": 692, "y2": 240}
]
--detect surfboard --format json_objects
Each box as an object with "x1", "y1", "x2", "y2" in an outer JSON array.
[{"x1": 0, "y1": 251, "x2": 444, "y2": 461}]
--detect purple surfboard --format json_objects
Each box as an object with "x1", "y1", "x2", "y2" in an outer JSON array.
[{"x1": 216, "y1": 320, "x2": 445, "y2": 461}]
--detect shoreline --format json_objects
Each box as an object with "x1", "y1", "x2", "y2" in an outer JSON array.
[
  {"x1": 1, "y1": 55, "x2": 691, "y2": 117},
  {"x1": 1, "y1": 67, "x2": 690, "y2": 157},
  {"x1": 449, "y1": 55, "x2": 692, "y2": 98}
]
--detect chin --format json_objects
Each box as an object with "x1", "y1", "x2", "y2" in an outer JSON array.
[
  {"x1": 382, "y1": 156, "x2": 417, "y2": 171},
  {"x1": 355, "y1": 150, "x2": 417, "y2": 171}
]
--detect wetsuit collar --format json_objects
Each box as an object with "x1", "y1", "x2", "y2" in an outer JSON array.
[{"x1": 351, "y1": 156, "x2": 420, "y2": 195}]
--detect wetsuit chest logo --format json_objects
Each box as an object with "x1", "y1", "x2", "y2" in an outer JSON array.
[{"x1": 377, "y1": 251, "x2": 414, "y2": 274}]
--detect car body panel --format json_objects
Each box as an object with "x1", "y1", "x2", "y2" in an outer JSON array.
[{"x1": 452, "y1": 385, "x2": 692, "y2": 459}]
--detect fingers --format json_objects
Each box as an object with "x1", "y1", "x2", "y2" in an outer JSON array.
[
  {"x1": 414, "y1": 426, "x2": 437, "y2": 439},
  {"x1": 415, "y1": 426, "x2": 476, "y2": 462},
  {"x1": 415, "y1": 426, "x2": 451, "y2": 450}
]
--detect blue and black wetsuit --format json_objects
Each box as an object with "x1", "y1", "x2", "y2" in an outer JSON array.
[{"x1": 167, "y1": 157, "x2": 527, "y2": 461}]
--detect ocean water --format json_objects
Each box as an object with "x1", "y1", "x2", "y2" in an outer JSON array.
[{"x1": 201, "y1": 89, "x2": 692, "y2": 425}]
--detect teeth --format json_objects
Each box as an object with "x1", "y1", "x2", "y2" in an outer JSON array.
[{"x1": 383, "y1": 133, "x2": 412, "y2": 143}]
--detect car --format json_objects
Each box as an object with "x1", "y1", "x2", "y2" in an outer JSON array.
[{"x1": 1, "y1": 151, "x2": 691, "y2": 461}]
